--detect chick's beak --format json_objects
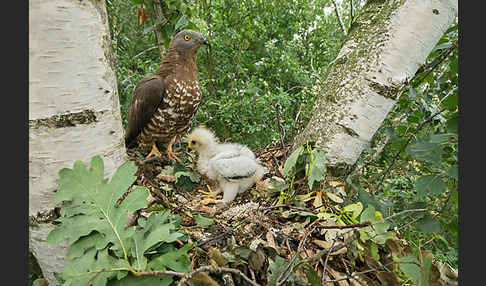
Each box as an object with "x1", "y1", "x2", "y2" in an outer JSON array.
[{"x1": 187, "y1": 143, "x2": 194, "y2": 150}]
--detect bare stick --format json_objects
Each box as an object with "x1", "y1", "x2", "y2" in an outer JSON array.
[
  {"x1": 276, "y1": 225, "x2": 318, "y2": 286},
  {"x1": 275, "y1": 103, "x2": 286, "y2": 149},
  {"x1": 321, "y1": 239, "x2": 337, "y2": 284},
  {"x1": 330, "y1": 0, "x2": 347, "y2": 36},
  {"x1": 349, "y1": 0, "x2": 354, "y2": 27}
]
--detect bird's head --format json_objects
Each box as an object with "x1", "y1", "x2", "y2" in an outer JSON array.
[
  {"x1": 169, "y1": 29, "x2": 209, "y2": 55},
  {"x1": 186, "y1": 126, "x2": 218, "y2": 153}
]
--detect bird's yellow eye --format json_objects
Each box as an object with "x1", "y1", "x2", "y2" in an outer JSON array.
[{"x1": 184, "y1": 34, "x2": 191, "y2": 41}]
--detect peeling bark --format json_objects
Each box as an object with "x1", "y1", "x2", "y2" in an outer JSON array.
[
  {"x1": 293, "y1": 0, "x2": 458, "y2": 172},
  {"x1": 29, "y1": 0, "x2": 126, "y2": 284}
]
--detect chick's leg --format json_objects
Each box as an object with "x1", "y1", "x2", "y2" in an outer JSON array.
[
  {"x1": 219, "y1": 183, "x2": 239, "y2": 203},
  {"x1": 146, "y1": 141, "x2": 162, "y2": 159},
  {"x1": 200, "y1": 185, "x2": 222, "y2": 205}
]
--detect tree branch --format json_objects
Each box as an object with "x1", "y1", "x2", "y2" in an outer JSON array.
[{"x1": 330, "y1": 0, "x2": 347, "y2": 36}]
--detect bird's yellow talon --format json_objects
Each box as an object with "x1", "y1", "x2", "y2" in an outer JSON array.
[
  {"x1": 167, "y1": 143, "x2": 182, "y2": 163},
  {"x1": 146, "y1": 142, "x2": 162, "y2": 159}
]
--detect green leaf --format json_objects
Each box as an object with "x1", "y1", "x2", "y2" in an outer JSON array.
[
  {"x1": 149, "y1": 243, "x2": 195, "y2": 272},
  {"x1": 61, "y1": 248, "x2": 130, "y2": 286},
  {"x1": 399, "y1": 254, "x2": 421, "y2": 285},
  {"x1": 129, "y1": 211, "x2": 186, "y2": 271},
  {"x1": 415, "y1": 174, "x2": 446, "y2": 197},
  {"x1": 47, "y1": 157, "x2": 153, "y2": 282},
  {"x1": 406, "y1": 138, "x2": 444, "y2": 164},
  {"x1": 428, "y1": 134, "x2": 453, "y2": 144},
  {"x1": 66, "y1": 232, "x2": 105, "y2": 259},
  {"x1": 360, "y1": 205, "x2": 375, "y2": 223},
  {"x1": 174, "y1": 15, "x2": 189, "y2": 32},
  {"x1": 446, "y1": 113, "x2": 458, "y2": 134},
  {"x1": 108, "y1": 274, "x2": 172, "y2": 286},
  {"x1": 343, "y1": 202, "x2": 363, "y2": 219},
  {"x1": 370, "y1": 242, "x2": 380, "y2": 260},
  {"x1": 194, "y1": 214, "x2": 215, "y2": 227},
  {"x1": 357, "y1": 187, "x2": 389, "y2": 216},
  {"x1": 440, "y1": 91, "x2": 458, "y2": 111},
  {"x1": 143, "y1": 25, "x2": 155, "y2": 34},
  {"x1": 32, "y1": 279, "x2": 47, "y2": 286},
  {"x1": 283, "y1": 146, "x2": 304, "y2": 177},
  {"x1": 175, "y1": 170, "x2": 200, "y2": 183},
  {"x1": 267, "y1": 256, "x2": 293, "y2": 286},
  {"x1": 446, "y1": 164, "x2": 458, "y2": 180},
  {"x1": 301, "y1": 264, "x2": 321, "y2": 286},
  {"x1": 174, "y1": 163, "x2": 199, "y2": 190},
  {"x1": 307, "y1": 149, "x2": 326, "y2": 190},
  {"x1": 416, "y1": 215, "x2": 441, "y2": 233},
  {"x1": 433, "y1": 42, "x2": 453, "y2": 51}
]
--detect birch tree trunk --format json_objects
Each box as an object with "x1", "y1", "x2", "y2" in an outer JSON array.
[
  {"x1": 29, "y1": 0, "x2": 126, "y2": 284},
  {"x1": 293, "y1": 0, "x2": 458, "y2": 172}
]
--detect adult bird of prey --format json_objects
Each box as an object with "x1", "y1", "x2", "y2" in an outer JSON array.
[
  {"x1": 125, "y1": 29, "x2": 209, "y2": 162},
  {"x1": 186, "y1": 127, "x2": 267, "y2": 205}
]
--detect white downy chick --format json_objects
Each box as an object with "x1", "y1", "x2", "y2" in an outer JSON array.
[{"x1": 186, "y1": 127, "x2": 266, "y2": 203}]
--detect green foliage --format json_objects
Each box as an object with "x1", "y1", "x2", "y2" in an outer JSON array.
[
  {"x1": 358, "y1": 205, "x2": 394, "y2": 245},
  {"x1": 47, "y1": 156, "x2": 193, "y2": 285},
  {"x1": 280, "y1": 142, "x2": 327, "y2": 204},
  {"x1": 399, "y1": 251, "x2": 434, "y2": 286},
  {"x1": 351, "y1": 20, "x2": 458, "y2": 271},
  {"x1": 267, "y1": 256, "x2": 296, "y2": 286}
]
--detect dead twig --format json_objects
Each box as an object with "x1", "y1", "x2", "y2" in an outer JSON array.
[
  {"x1": 330, "y1": 0, "x2": 347, "y2": 36},
  {"x1": 276, "y1": 225, "x2": 319, "y2": 286},
  {"x1": 275, "y1": 103, "x2": 286, "y2": 150},
  {"x1": 321, "y1": 239, "x2": 337, "y2": 284}
]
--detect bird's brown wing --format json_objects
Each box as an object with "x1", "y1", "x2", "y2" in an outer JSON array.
[{"x1": 125, "y1": 76, "x2": 165, "y2": 146}]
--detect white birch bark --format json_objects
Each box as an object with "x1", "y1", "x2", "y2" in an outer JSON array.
[
  {"x1": 294, "y1": 0, "x2": 458, "y2": 171},
  {"x1": 29, "y1": 0, "x2": 126, "y2": 284}
]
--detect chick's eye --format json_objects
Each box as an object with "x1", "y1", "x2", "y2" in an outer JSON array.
[
  {"x1": 184, "y1": 34, "x2": 191, "y2": 41},
  {"x1": 190, "y1": 141, "x2": 196, "y2": 145}
]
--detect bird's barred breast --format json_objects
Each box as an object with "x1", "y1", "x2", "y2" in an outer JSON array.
[{"x1": 140, "y1": 79, "x2": 202, "y2": 144}]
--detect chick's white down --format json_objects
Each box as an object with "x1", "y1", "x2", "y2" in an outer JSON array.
[{"x1": 187, "y1": 127, "x2": 266, "y2": 203}]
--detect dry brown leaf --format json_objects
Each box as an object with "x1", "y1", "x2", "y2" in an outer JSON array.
[
  {"x1": 156, "y1": 173, "x2": 176, "y2": 182},
  {"x1": 325, "y1": 191, "x2": 344, "y2": 203},
  {"x1": 136, "y1": 7, "x2": 147, "y2": 25},
  {"x1": 208, "y1": 247, "x2": 228, "y2": 267},
  {"x1": 325, "y1": 266, "x2": 349, "y2": 286},
  {"x1": 385, "y1": 236, "x2": 407, "y2": 257},
  {"x1": 265, "y1": 230, "x2": 278, "y2": 250},
  {"x1": 376, "y1": 271, "x2": 401, "y2": 286},
  {"x1": 313, "y1": 239, "x2": 348, "y2": 255},
  {"x1": 349, "y1": 274, "x2": 376, "y2": 286}
]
